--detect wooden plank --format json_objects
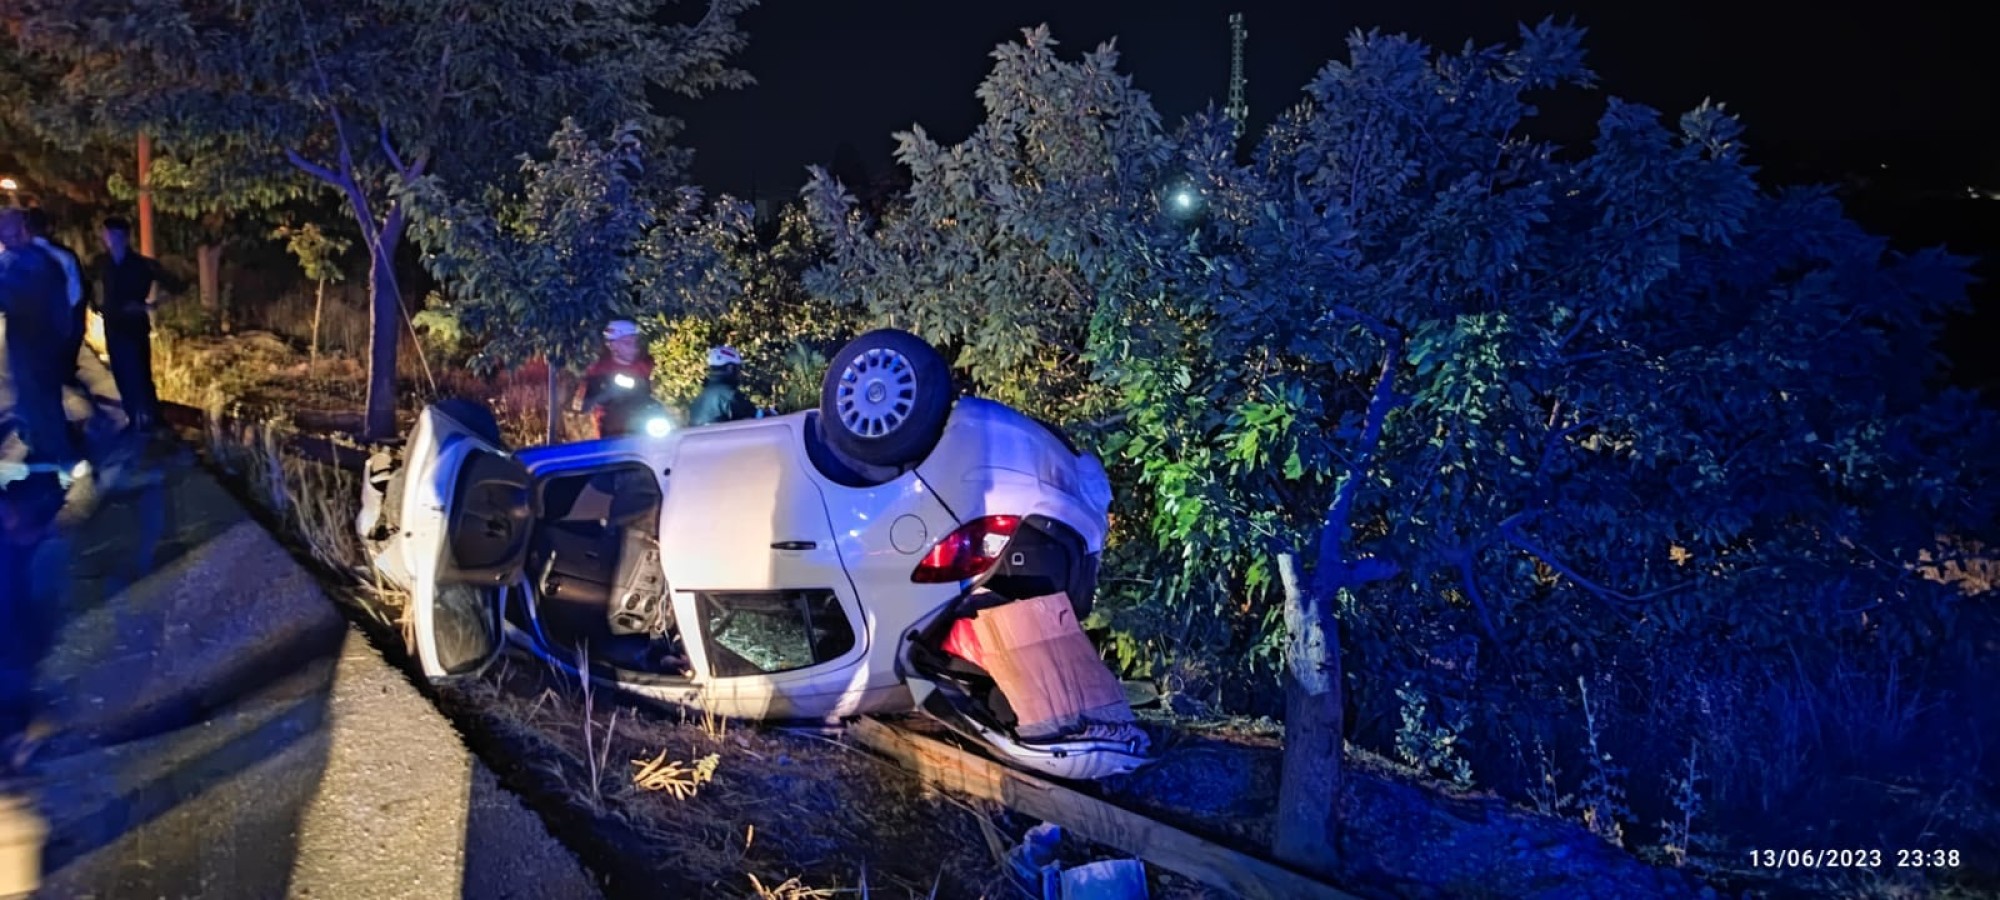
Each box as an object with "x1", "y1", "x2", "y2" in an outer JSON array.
[{"x1": 847, "y1": 717, "x2": 1359, "y2": 900}]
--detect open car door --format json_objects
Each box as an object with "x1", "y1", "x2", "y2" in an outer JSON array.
[{"x1": 398, "y1": 402, "x2": 536, "y2": 680}]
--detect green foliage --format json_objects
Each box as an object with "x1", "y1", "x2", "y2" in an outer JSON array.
[
  {"x1": 0, "y1": 44, "x2": 131, "y2": 249},
  {"x1": 1577, "y1": 676, "x2": 1632, "y2": 847},
  {"x1": 271, "y1": 218, "x2": 352, "y2": 284},
  {"x1": 13, "y1": 0, "x2": 756, "y2": 436},
  {"x1": 403, "y1": 118, "x2": 747, "y2": 374},
  {"x1": 649, "y1": 204, "x2": 872, "y2": 410},
  {"x1": 108, "y1": 135, "x2": 311, "y2": 234},
  {"x1": 1394, "y1": 683, "x2": 1476, "y2": 788},
  {"x1": 804, "y1": 26, "x2": 1163, "y2": 423},
  {"x1": 806, "y1": 20, "x2": 2000, "y2": 865},
  {"x1": 13, "y1": 0, "x2": 755, "y2": 194}
]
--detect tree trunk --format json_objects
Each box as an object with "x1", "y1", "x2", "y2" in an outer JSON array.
[
  {"x1": 285, "y1": 138, "x2": 414, "y2": 442},
  {"x1": 1271, "y1": 336, "x2": 1405, "y2": 879},
  {"x1": 545, "y1": 358, "x2": 562, "y2": 445},
  {"x1": 197, "y1": 242, "x2": 224, "y2": 325},
  {"x1": 309, "y1": 277, "x2": 326, "y2": 376},
  {"x1": 1273, "y1": 552, "x2": 1343, "y2": 879},
  {"x1": 363, "y1": 229, "x2": 403, "y2": 441}
]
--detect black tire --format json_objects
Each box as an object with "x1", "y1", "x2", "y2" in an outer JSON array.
[
  {"x1": 818, "y1": 329, "x2": 956, "y2": 467},
  {"x1": 432, "y1": 397, "x2": 505, "y2": 447}
]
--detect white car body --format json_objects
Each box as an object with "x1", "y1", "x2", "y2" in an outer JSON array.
[{"x1": 359, "y1": 381, "x2": 1150, "y2": 780}]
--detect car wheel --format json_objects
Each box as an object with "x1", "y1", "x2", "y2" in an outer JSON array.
[
  {"x1": 433, "y1": 397, "x2": 505, "y2": 447},
  {"x1": 819, "y1": 329, "x2": 956, "y2": 467}
]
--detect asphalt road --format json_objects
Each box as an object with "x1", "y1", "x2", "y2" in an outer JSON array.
[{"x1": 4, "y1": 430, "x2": 604, "y2": 899}]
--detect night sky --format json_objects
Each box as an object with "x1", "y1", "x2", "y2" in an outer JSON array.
[{"x1": 677, "y1": 0, "x2": 1998, "y2": 201}]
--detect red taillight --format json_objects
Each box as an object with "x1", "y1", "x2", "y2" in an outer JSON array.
[{"x1": 911, "y1": 515, "x2": 1021, "y2": 583}]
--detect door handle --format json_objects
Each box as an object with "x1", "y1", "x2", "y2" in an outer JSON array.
[{"x1": 771, "y1": 541, "x2": 817, "y2": 551}]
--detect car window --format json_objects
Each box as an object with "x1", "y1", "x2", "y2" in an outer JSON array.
[{"x1": 697, "y1": 589, "x2": 856, "y2": 678}]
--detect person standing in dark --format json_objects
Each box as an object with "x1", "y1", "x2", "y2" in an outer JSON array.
[
  {"x1": 90, "y1": 216, "x2": 166, "y2": 433},
  {"x1": 21, "y1": 209, "x2": 88, "y2": 387},
  {"x1": 687, "y1": 345, "x2": 757, "y2": 426},
  {"x1": 0, "y1": 208, "x2": 81, "y2": 474}
]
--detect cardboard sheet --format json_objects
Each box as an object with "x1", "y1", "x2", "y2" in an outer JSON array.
[{"x1": 950, "y1": 592, "x2": 1134, "y2": 741}]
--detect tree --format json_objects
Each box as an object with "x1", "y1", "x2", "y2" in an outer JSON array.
[
  {"x1": 807, "y1": 22, "x2": 2000, "y2": 877},
  {"x1": 14, "y1": 0, "x2": 754, "y2": 439},
  {"x1": 403, "y1": 118, "x2": 747, "y2": 443},
  {"x1": 0, "y1": 25, "x2": 129, "y2": 248},
  {"x1": 272, "y1": 216, "x2": 352, "y2": 374},
  {"x1": 650, "y1": 202, "x2": 871, "y2": 413},
  {"x1": 804, "y1": 28, "x2": 1167, "y2": 422},
  {"x1": 107, "y1": 136, "x2": 311, "y2": 330}
]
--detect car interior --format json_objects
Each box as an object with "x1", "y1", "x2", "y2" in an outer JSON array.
[{"x1": 516, "y1": 463, "x2": 685, "y2": 675}]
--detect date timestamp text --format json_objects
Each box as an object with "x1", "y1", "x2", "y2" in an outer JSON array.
[{"x1": 1748, "y1": 849, "x2": 1960, "y2": 868}]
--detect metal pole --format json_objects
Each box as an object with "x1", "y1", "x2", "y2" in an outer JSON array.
[{"x1": 137, "y1": 131, "x2": 156, "y2": 257}]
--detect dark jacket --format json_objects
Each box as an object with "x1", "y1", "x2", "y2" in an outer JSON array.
[
  {"x1": 35, "y1": 238, "x2": 88, "y2": 343},
  {"x1": 33, "y1": 238, "x2": 86, "y2": 311},
  {"x1": 0, "y1": 244, "x2": 71, "y2": 368},
  {"x1": 91, "y1": 249, "x2": 165, "y2": 332},
  {"x1": 688, "y1": 366, "x2": 756, "y2": 426}
]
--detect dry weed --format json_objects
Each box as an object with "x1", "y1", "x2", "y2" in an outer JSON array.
[
  {"x1": 746, "y1": 874, "x2": 838, "y2": 900},
  {"x1": 576, "y1": 642, "x2": 623, "y2": 806},
  {"x1": 677, "y1": 698, "x2": 734, "y2": 745},
  {"x1": 631, "y1": 750, "x2": 721, "y2": 799}
]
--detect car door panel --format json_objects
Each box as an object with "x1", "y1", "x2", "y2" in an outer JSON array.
[
  {"x1": 399, "y1": 404, "x2": 534, "y2": 679},
  {"x1": 655, "y1": 420, "x2": 870, "y2": 713}
]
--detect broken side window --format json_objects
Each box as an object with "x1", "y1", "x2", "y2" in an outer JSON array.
[{"x1": 696, "y1": 589, "x2": 856, "y2": 677}]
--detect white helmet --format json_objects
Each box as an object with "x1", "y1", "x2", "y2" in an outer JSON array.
[
  {"x1": 603, "y1": 319, "x2": 640, "y2": 341},
  {"x1": 706, "y1": 345, "x2": 743, "y2": 367}
]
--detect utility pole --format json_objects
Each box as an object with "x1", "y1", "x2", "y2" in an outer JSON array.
[
  {"x1": 137, "y1": 131, "x2": 155, "y2": 257},
  {"x1": 1225, "y1": 13, "x2": 1249, "y2": 140}
]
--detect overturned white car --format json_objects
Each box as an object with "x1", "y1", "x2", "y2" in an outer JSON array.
[{"x1": 356, "y1": 329, "x2": 1152, "y2": 780}]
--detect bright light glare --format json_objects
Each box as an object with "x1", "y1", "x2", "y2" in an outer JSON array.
[
  {"x1": 1173, "y1": 189, "x2": 1195, "y2": 210},
  {"x1": 0, "y1": 177, "x2": 17, "y2": 191},
  {"x1": 613, "y1": 373, "x2": 636, "y2": 389},
  {"x1": 644, "y1": 416, "x2": 672, "y2": 437}
]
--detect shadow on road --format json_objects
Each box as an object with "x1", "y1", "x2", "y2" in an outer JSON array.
[
  {"x1": 1, "y1": 321, "x2": 604, "y2": 895},
  {"x1": 18, "y1": 435, "x2": 341, "y2": 898}
]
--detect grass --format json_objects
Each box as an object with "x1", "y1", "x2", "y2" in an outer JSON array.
[
  {"x1": 440, "y1": 659, "x2": 1005, "y2": 899},
  {"x1": 154, "y1": 317, "x2": 596, "y2": 449},
  {"x1": 178, "y1": 401, "x2": 405, "y2": 631}
]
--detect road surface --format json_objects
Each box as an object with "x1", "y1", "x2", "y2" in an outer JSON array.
[{"x1": 5, "y1": 432, "x2": 604, "y2": 899}]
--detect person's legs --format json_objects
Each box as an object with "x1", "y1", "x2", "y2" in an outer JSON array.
[
  {"x1": 102, "y1": 326, "x2": 153, "y2": 430},
  {"x1": 129, "y1": 328, "x2": 160, "y2": 427},
  {"x1": 6, "y1": 352, "x2": 77, "y2": 470}
]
